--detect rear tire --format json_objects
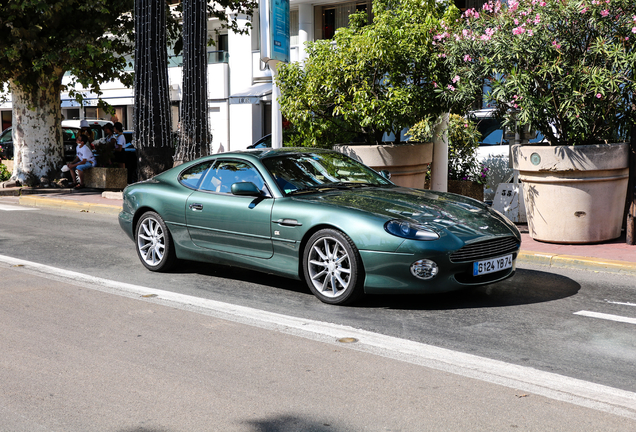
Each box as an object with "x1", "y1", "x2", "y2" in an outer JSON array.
[
  {"x1": 135, "y1": 211, "x2": 176, "y2": 272},
  {"x1": 303, "y1": 229, "x2": 363, "y2": 305}
]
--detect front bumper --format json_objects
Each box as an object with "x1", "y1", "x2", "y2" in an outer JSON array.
[{"x1": 359, "y1": 250, "x2": 518, "y2": 295}]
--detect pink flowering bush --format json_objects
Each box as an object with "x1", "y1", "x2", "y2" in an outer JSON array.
[{"x1": 440, "y1": 0, "x2": 636, "y2": 146}]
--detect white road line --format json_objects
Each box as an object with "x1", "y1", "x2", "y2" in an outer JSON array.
[
  {"x1": 1, "y1": 253, "x2": 636, "y2": 419},
  {"x1": 0, "y1": 204, "x2": 39, "y2": 211},
  {"x1": 605, "y1": 300, "x2": 636, "y2": 308},
  {"x1": 575, "y1": 310, "x2": 636, "y2": 325}
]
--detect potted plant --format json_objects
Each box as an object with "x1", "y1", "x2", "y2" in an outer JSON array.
[
  {"x1": 276, "y1": 0, "x2": 464, "y2": 188},
  {"x1": 440, "y1": 0, "x2": 636, "y2": 243},
  {"x1": 408, "y1": 114, "x2": 487, "y2": 200}
]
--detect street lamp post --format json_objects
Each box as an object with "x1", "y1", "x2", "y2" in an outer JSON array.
[{"x1": 259, "y1": 0, "x2": 290, "y2": 149}]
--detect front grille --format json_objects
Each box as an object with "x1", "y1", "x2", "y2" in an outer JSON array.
[{"x1": 450, "y1": 236, "x2": 520, "y2": 263}]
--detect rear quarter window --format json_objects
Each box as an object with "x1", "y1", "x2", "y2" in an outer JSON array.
[{"x1": 179, "y1": 162, "x2": 214, "y2": 189}]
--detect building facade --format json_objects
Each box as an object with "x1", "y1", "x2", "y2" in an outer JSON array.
[{"x1": 0, "y1": 0, "x2": 478, "y2": 153}]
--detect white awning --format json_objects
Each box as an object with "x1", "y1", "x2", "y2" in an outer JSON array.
[
  {"x1": 61, "y1": 93, "x2": 134, "y2": 107},
  {"x1": 229, "y1": 82, "x2": 272, "y2": 105}
]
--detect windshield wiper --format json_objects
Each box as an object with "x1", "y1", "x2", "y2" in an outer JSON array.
[
  {"x1": 287, "y1": 185, "x2": 337, "y2": 195},
  {"x1": 322, "y1": 182, "x2": 378, "y2": 188},
  {"x1": 288, "y1": 182, "x2": 377, "y2": 195}
]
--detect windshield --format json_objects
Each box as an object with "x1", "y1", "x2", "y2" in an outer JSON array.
[{"x1": 262, "y1": 152, "x2": 392, "y2": 195}]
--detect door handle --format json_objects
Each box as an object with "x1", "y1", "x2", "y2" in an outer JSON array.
[
  {"x1": 189, "y1": 203, "x2": 203, "y2": 211},
  {"x1": 272, "y1": 218, "x2": 302, "y2": 227}
]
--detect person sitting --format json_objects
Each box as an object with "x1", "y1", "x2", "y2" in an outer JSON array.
[
  {"x1": 112, "y1": 122, "x2": 127, "y2": 169},
  {"x1": 79, "y1": 119, "x2": 95, "y2": 148},
  {"x1": 66, "y1": 134, "x2": 96, "y2": 189},
  {"x1": 96, "y1": 123, "x2": 116, "y2": 167}
]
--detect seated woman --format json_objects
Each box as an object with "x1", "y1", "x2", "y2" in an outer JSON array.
[{"x1": 67, "y1": 134, "x2": 96, "y2": 189}]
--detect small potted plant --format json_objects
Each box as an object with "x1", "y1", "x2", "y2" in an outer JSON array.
[
  {"x1": 440, "y1": 0, "x2": 636, "y2": 243},
  {"x1": 408, "y1": 114, "x2": 486, "y2": 200}
]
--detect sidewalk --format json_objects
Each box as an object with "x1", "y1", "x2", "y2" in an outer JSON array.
[{"x1": 2, "y1": 187, "x2": 635, "y2": 275}]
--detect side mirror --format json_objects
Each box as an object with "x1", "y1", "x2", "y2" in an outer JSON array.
[
  {"x1": 379, "y1": 170, "x2": 392, "y2": 180},
  {"x1": 231, "y1": 181, "x2": 262, "y2": 197}
]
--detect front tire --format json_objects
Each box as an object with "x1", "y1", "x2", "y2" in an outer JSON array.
[
  {"x1": 135, "y1": 211, "x2": 176, "y2": 272},
  {"x1": 303, "y1": 229, "x2": 363, "y2": 305}
]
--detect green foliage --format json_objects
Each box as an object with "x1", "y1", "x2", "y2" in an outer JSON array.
[
  {"x1": 0, "y1": 163, "x2": 10, "y2": 182},
  {"x1": 276, "y1": 0, "x2": 466, "y2": 148},
  {"x1": 439, "y1": 0, "x2": 636, "y2": 146},
  {"x1": 408, "y1": 114, "x2": 486, "y2": 183},
  {"x1": 0, "y1": 0, "x2": 136, "y2": 103}
]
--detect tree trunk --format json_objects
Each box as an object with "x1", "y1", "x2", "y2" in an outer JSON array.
[
  {"x1": 134, "y1": 0, "x2": 174, "y2": 181},
  {"x1": 10, "y1": 73, "x2": 64, "y2": 186},
  {"x1": 174, "y1": 0, "x2": 210, "y2": 164}
]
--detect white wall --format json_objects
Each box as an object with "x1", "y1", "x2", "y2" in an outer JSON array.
[
  {"x1": 209, "y1": 101, "x2": 229, "y2": 153},
  {"x1": 228, "y1": 13, "x2": 258, "y2": 150}
]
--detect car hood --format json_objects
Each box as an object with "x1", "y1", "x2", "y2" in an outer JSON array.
[{"x1": 293, "y1": 186, "x2": 518, "y2": 241}]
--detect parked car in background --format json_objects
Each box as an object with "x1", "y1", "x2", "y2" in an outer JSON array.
[
  {"x1": 248, "y1": 134, "x2": 271, "y2": 149},
  {"x1": 247, "y1": 131, "x2": 299, "y2": 149},
  {"x1": 1, "y1": 122, "x2": 111, "y2": 163},
  {"x1": 62, "y1": 119, "x2": 112, "y2": 142},
  {"x1": 123, "y1": 130, "x2": 134, "y2": 146},
  {"x1": 0, "y1": 127, "x2": 13, "y2": 159}
]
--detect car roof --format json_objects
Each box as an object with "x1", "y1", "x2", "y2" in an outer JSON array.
[{"x1": 62, "y1": 119, "x2": 113, "y2": 127}]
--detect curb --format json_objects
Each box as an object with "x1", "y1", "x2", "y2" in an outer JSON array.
[
  {"x1": 518, "y1": 251, "x2": 636, "y2": 276},
  {"x1": 1, "y1": 187, "x2": 73, "y2": 197},
  {"x1": 18, "y1": 195, "x2": 122, "y2": 215}
]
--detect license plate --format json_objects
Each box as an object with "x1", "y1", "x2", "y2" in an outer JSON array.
[{"x1": 473, "y1": 254, "x2": 513, "y2": 276}]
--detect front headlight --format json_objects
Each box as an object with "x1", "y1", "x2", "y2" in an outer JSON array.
[{"x1": 384, "y1": 220, "x2": 439, "y2": 241}]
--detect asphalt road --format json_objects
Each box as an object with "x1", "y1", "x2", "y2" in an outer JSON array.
[
  {"x1": 1, "y1": 201, "x2": 635, "y2": 398},
  {"x1": 4, "y1": 265, "x2": 635, "y2": 431}
]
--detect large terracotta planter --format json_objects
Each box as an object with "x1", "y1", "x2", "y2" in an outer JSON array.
[
  {"x1": 512, "y1": 143, "x2": 629, "y2": 244},
  {"x1": 333, "y1": 142, "x2": 433, "y2": 189}
]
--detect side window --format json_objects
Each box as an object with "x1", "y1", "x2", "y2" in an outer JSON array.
[
  {"x1": 179, "y1": 162, "x2": 214, "y2": 190},
  {"x1": 200, "y1": 160, "x2": 265, "y2": 194},
  {"x1": 0, "y1": 130, "x2": 11, "y2": 143}
]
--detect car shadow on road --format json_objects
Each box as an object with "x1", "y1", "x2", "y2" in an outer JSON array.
[
  {"x1": 355, "y1": 268, "x2": 581, "y2": 310},
  {"x1": 174, "y1": 260, "x2": 310, "y2": 295},
  {"x1": 178, "y1": 261, "x2": 579, "y2": 311}
]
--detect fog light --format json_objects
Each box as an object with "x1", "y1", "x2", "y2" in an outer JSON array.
[{"x1": 410, "y1": 259, "x2": 438, "y2": 280}]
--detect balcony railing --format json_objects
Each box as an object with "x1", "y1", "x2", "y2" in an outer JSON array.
[{"x1": 168, "y1": 50, "x2": 229, "y2": 68}]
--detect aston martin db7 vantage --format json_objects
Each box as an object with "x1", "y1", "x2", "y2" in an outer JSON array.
[{"x1": 119, "y1": 148, "x2": 520, "y2": 305}]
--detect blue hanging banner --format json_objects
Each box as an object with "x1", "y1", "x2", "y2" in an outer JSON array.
[{"x1": 260, "y1": 0, "x2": 290, "y2": 64}]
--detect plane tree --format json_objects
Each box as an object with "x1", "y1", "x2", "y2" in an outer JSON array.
[
  {"x1": 1, "y1": 0, "x2": 255, "y2": 184},
  {"x1": 0, "y1": 0, "x2": 135, "y2": 185}
]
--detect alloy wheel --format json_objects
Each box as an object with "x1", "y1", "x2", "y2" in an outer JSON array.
[
  {"x1": 137, "y1": 216, "x2": 166, "y2": 267},
  {"x1": 307, "y1": 236, "x2": 352, "y2": 299}
]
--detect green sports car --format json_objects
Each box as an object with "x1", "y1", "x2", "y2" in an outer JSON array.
[{"x1": 119, "y1": 148, "x2": 521, "y2": 305}]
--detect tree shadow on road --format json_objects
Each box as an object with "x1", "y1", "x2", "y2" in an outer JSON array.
[
  {"x1": 244, "y1": 414, "x2": 349, "y2": 432},
  {"x1": 118, "y1": 428, "x2": 172, "y2": 432}
]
